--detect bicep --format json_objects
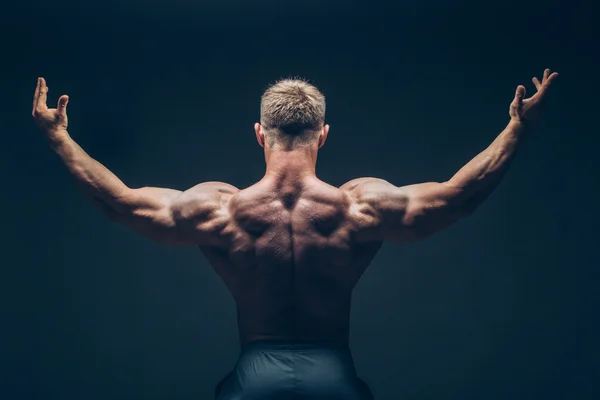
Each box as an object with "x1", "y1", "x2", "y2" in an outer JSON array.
[{"x1": 346, "y1": 178, "x2": 469, "y2": 242}]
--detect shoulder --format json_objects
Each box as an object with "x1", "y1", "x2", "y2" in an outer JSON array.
[
  {"x1": 338, "y1": 178, "x2": 411, "y2": 241},
  {"x1": 172, "y1": 181, "x2": 239, "y2": 219},
  {"x1": 339, "y1": 177, "x2": 408, "y2": 208},
  {"x1": 182, "y1": 181, "x2": 239, "y2": 201},
  {"x1": 340, "y1": 177, "x2": 396, "y2": 193},
  {"x1": 166, "y1": 182, "x2": 241, "y2": 247},
  {"x1": 185, "y1": 181, "x2": 239, "y2": 195}
]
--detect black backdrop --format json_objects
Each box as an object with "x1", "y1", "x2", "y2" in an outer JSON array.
[{"x1": 1, "y1": 1, "x2": 598, "y2": 399}]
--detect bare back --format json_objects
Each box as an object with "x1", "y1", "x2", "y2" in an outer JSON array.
[
  {"x1": 198, "y1": 177, "x2": 383, "y2": 345},
  {"x1": 113, "y1": 168, "x2": 470, "y2": 346}
]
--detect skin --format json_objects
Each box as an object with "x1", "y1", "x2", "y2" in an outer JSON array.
[{"x1": 32, "y1": 70, "x2": 558, "y2": 346}]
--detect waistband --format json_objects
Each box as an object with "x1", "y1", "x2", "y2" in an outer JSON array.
[{"x1": 241, "y1": 339, "x2": 351, "y2": 353}]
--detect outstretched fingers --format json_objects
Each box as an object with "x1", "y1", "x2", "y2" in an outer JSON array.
[
  {"x1": 32, "y1": 78, "x2": 41, "y2": 115},
  {"x1": 33, "y1": 77, "x2": 49, "y2": 114},
  {"x1": 540, "y1": 69, "x2": 559, "y2": 96},
  {"x1": 510, "y1": 85, "x2": 526, "y2": 116},
  {"x1": 543, "y1": 68, "x2": 550, "y2": 83},
  {"x1": 531, "y1": 68, "x2": 559, "y2": 99},
  {"x1": 545, "y1": 71, "x2": 559, "y2": 86}
]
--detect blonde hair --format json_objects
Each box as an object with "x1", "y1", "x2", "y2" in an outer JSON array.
[{"x1": 260, "y1": 78, "x2": 326, "y2": 148}]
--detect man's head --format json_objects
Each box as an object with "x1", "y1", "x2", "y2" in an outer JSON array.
[{"x1": 255, "y1": 79, "x2": 329, "y2": 151}]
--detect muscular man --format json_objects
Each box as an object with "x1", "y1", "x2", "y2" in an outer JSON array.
[{"x1": 32, "y1": 69, "x2": 558, "y2": 400}]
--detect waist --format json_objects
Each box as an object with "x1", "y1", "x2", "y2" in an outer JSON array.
[
  {"x1": 241, "y1": 338, "x2": 352, "y2": 353},
  {"x1": 237, "y1": 338, "x2": 357, "y2": 379}
]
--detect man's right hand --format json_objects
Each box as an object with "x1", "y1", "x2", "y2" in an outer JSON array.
[
  {"x1": 32, "y1": 77, "x2": 70, "y2": 142},
  {"x1": 509, "y1": 68, "x2": 559, "y2": 125}
]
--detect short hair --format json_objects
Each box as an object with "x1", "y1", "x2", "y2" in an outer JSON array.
[{"x1": 260, "y1": 78, "x2": 326, "y2": 149}]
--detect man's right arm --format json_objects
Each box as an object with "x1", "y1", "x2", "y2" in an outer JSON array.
[
  {"x1": 342, "y1": 119, "x2": 525, "y2": 242},
  {"x1": 342, "y1": 68, "x2": 558, "y2": 243}
]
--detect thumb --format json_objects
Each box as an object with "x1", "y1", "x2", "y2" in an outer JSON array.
[
  {"x1": 514, "y1": 85, "x2": 526, "y2": 104},
  {"x1": 58, "y1": 95, "x2": 69, "y2": 116}
]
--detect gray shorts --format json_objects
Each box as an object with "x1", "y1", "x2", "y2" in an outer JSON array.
[{"x1": 215, "y1": 340, "x2": 373, "y2": 400}]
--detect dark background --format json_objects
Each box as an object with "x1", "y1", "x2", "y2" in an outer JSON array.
[{"x1": 1, "y1": 1, "x2": 598, "y2": 399}]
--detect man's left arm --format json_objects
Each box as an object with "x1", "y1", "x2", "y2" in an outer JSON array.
[
  {"x1": 32, "y1": 77, "x2": 236, "y2": 246},
  {"x1": 61, "y1": 138, "x2": 234, "y2": 246}
]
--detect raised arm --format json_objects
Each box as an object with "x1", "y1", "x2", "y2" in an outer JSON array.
[
  {"x1": 342, "y1": 68, "x2": 559, "y2": 243},
  {"x1": 32, "y1": 77, "x2": 237, "y2": 246}
]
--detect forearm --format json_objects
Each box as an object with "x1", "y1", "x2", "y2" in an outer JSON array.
[
  {"x1": 447, "y1": 119, "x2": 529, "y2": 210},
  {"x1": 49, "y1": 130, "x2": 131, "y2": 213}
]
